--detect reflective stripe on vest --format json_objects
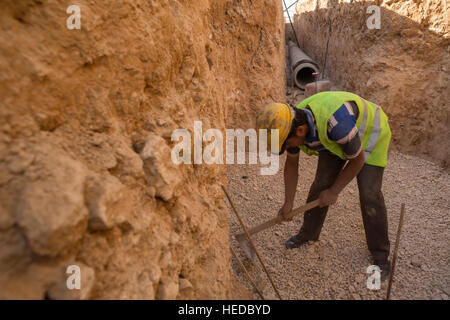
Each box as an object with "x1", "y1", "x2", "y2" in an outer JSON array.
[
  {"x1": 359, "y1": 99, "x2": 368, "y2": 138},
  {"x1": 360, "y1": 99, "x2": 382, "y2": 162}
]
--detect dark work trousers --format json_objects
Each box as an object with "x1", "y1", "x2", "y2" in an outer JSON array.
[{"x1": 298, "y1": 152, "x2": 390, "y2": 261}]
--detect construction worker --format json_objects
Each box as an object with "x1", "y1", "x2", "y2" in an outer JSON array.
[{"x1": 256, "y1": 91, "x2": 392, "y2": 280}]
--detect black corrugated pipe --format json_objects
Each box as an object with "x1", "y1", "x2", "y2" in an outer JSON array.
[{"x1": 288, "y1": 41, "x2": 320, "y2": 90}]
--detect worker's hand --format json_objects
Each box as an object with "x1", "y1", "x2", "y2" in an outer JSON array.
[
  {"x1": 278, "y1": 202, "x2": 294, "y2": 221},
  {"x1": 318, "y1": 189, "x2": 339, "y2": 208}
]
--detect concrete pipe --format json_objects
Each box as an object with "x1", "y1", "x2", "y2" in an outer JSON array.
[{"x1": 288, "y1": 41, "x2": 320, "y2": 90}]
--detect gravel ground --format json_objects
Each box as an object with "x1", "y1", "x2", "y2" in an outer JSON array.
[{"x1": 227, "y1": 138, "x2": 449, "y2": 300}]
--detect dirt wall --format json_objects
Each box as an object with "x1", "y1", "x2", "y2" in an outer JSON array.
[
  {"x1": 0, "y1": 0, "x2": 285, "y2": 299},
  {"x1": 294, "y1": 0, "x2": 449, "y2": 168}
]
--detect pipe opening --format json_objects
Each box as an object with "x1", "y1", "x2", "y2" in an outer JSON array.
[{"x1": 296, "y1": 67, "x2": 316, "y2": 88}]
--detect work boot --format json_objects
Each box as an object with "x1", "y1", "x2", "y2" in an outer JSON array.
[
  {"x1": 374, "y1": 259, "x2": 391, "y2": 281},
  {"x1": 285, "y1": 234, "x2": 309, "y2": 249}
]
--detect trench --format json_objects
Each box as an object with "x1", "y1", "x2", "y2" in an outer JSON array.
[
  {"x1": 1, "y1": 0, "x2": 448, "y2": 301},
  {"x1": 226, "y1": 1, "x2": 450, "y2": 301}
]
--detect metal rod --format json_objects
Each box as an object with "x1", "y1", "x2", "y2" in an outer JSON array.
[
  {"x1": 386, "y1": 203, "x2": 406, "y2": 300},
  {"x1": 222, "y1": 185, "x2": 283, "y2": 300},
  {"x1": 283, "y1": 0, "x2": 299, "y2": 12},
  {"x1": 313, "y1": 72, "x2": 319, "y2": 92},
  {"x1": 321, "y1": 19, "x2": 332, "y2": 80},
  {"x1": 283, "y1": 0, "x2": 300, "y2": 48},
  {"x1": 230, "y1": 246, "x2": 265, "y2": 300}
]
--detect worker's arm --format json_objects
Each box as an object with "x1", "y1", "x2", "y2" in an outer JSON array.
[
  {"x1": 278, "y1": 152, "x2": 299, "y2": 219},
  {"x1": 319, "y1": 149, "x2": 365, "y2": 207}
]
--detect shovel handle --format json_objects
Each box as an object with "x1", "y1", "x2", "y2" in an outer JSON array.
[{"x1": 236, "y1": 199, "x2": 320, "y2": 239}]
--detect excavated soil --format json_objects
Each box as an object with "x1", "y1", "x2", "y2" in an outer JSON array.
[{"x1": 0, "y1": 0, "x2": 285, "y2": 299}]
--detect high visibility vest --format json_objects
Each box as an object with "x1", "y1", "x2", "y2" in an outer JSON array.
[{"x1": 295, "y1": 91, "x2": 391, "y2": 167}]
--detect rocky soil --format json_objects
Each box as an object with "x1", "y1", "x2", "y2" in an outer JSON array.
[
  {"x1": 227, "y1": 111, "x2": 449, "y2": 300},
  {"x1": 0, "y1": 0, "x2": 285, "y2": 299}
]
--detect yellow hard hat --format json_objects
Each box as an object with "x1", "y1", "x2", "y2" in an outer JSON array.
[{"x1": 255, "y1": 103, "x2": 294, "y2": 154}]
